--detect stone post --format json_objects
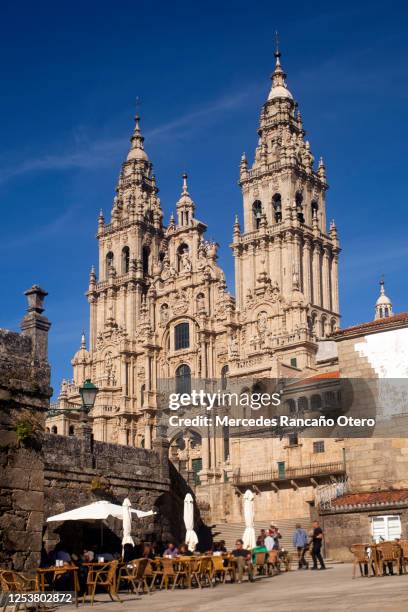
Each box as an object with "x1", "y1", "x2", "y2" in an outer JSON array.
[{"x1": 20, "y1": 285, "x2": 51, "y2": 362}]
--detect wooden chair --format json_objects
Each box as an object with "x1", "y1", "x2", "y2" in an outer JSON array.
[
  {"x1": 0, "y1": 571, "x2": 36, "y2": 612},
  {"x1": 267, "y1": 550, "x2": 279, "y2": 575},
  {"x1": 376, "y1": 542, "x2": 401, "y2": 576},
  {"x1": 400, "y1": 540, "x2": 408, "y2": 574},
  {"x1": 86, "y1": 560, "x2": 122, "y2": 605},
  {"x1": 349, "y1": 545, "x2": 377, "y2": 578},
  {"x1": 143, "y1": 560, "x2": 162, "y2": 591},
  {"x1": 198, "y1": 558, "x2": 214, "y2": 587},
  {"x1": 279, "y1": 550, "x2": 292, "y2": 572},
  {"x1": 117, "y1": 558, "x2": 149, "y2": 594},
  {"x1": 159, "y1": 558, "x2": 186, "y2": 590},
  {"x1": 254, "y1": 552, "x2": 268, "y2": 575},
  {"x1": 211, "y1": 555, "x2": 234, "y2": 584}
]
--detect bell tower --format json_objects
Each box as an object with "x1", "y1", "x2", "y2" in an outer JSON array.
[{"x1": 233, "y1": 47, "x2": 340, "y2": 342}]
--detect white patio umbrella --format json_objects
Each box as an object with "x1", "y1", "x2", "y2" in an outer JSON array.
[
  {"x1": 183, "y1": 493, "x2": 198, "y2": 552},
  {"x1": 242, "y1": 489, "x2": 256, "y2": 550},
  {"x1": 122, "y1": 498, "x2": 134, "y2": 550},
  {"x1": 47, "y1": 500, "x2": 155, "y2": 522}
]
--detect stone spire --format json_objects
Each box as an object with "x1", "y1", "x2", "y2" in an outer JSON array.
[
  {"x1": 127, "y1": 114, "x2": 149, "y2": 162},
  {"x1": 268, "y1": 43, "x2": 293, "y2": 101},
  {"x1": 375, "y1": 277, "x2": 393, "y2": 320},
  {"x1": 176, "y1": 173, "x2": 195, "y2": 226}
]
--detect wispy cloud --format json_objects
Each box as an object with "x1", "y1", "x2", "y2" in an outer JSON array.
[
  {"x1": 0, "y1": 88, "x2": 254, "y2": 185},
  {"x1": 0, "y1": 205, "x2": 79, "y2": 249}
]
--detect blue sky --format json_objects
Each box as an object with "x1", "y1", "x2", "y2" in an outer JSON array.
[{"x1": 1, "y1": 0, "x2": 407, "y2": 396}]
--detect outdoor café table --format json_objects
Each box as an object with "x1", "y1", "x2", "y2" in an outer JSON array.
[{"x1": 36, "y1": 564, "x2": 80, "y2": 607}]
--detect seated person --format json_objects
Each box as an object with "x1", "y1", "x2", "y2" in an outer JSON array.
[
  {"x1": 142, "y1": 543, "x2": 156, "y2": 560},
  {"x1": 82, "y1": 549, "x2": 95, "y2": 562},
  {"x1": 163, "y1": 542, "x2": 179, "y2": 558},
  {"x1": 54, "y1": 543, "x2": 71, "y2": 563},
  {"x1": 179, "y1": 543, "x2": 193, "y2": 556},
  {"x1": 231, "y1": 539, "x2": 254, "y2": 583},
  {"x1": 256, "y1": 529, "x2": 266, "y2": 547}
]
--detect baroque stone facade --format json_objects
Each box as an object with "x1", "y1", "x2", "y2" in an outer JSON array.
[
  {"x1": 46, "y1": 49, "x2": 408, "y2": 559},
  {"x1": 48, "y1": 49, "x2": 340, "y2": 451}
]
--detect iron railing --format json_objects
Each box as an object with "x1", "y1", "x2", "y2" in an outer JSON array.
[{"x1": 232, "y1": 461, "x2": 346, "y2": 485}]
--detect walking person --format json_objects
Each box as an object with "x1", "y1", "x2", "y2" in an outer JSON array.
[
  {"x1": 292, "y1": 523, "x2": 309, "y2": 569},
  {"x1": 310, "y1": 520, "x2": 326, "y2": 570}
]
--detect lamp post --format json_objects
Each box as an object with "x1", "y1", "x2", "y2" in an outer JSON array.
[{"x1": 79, "y1": 379, "x2": 98, "y2": 423}]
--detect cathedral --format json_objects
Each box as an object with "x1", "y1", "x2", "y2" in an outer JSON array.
[{"x1": 47, "y1": 49, "x2": 408, "y2": 534}]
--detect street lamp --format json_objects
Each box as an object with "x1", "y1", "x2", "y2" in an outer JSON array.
[{"x1": 79, "y1": 379, "x2": 98, "y2": 421}]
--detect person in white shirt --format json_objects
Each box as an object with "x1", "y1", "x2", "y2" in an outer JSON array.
[{"x1": 264, "y1": 533, "x2": 275, "y2": 551}]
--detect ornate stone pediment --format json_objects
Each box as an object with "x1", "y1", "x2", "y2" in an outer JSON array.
[{"x1": 96, "y1": 317, "x2": 127, "y2": 350}]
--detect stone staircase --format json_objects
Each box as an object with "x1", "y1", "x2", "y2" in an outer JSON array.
[
  {"x1": 212, "y1": 517, "x2": 340, "y2": 567},
  {"x1": 213, "y1": 517, "x2": 310, "y2": 556}
]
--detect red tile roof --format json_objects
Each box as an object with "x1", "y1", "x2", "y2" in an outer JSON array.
[
  {"x1": 332, "y1": 312, "x2": 408, "y2": 339},
  {"x1": 285, "y1": 371, "x2": 340, "y2": 388},
  {"x1": 331, "y1": 489, "x2": 408, "y2": 508}
]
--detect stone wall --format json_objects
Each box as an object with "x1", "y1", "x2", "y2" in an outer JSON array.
[
  {"x1": 0, "y1": 286, "x2": 52, "y2": 571},
  {"x1": 44, "y1": 427, "x2": 183, "y2": 548},
  {"x1": 321, "y1": 506, "x2": 408, "y2": 562},
  {"x1": 43, "y1": 430, "x2": 199, "y2": 551}
]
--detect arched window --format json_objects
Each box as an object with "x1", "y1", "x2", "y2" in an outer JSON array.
[
  {"x1": 321, "y1": 316, "x2": 327, "y2": 338},
  {"x1": 51, "y1": 426, "x2": 58, "y2": 434},
  {"x1": 330, "y1": 319, "x2": 337, "y2": 334},
  {"x1": 221, "y1": 365, "x2": 229, "y2": 390},
  {"x1": 324, "y1": 391, "x2": 337, "y2": 408},
  {"x1": 46, "y1": 427, "x2": 50, "y2": 433},
  {"x1": 311, "y1": 200, "x2": 319, "y2": 215},
  {"x1": 298, "y1": 396, "x2": 308, "y2": 412},
  {"x1": 253, "y1": 200, "x2": 262, "y2": 229},
  {"x1": 272, "y1": 193, "x2": 282, "y2": 223},
  {"x1": 311, "y1": 395, "x2": 322, "y2": 410},
  {"x1": 140, "y1": 384, "x2": 145, "y2": 407},
  {"x1": 177, "y1": 243, "x2": 189, "y2": 272},
  {"x1": 295, "y1": 192, "x2": 304, "y2": 223},
  {"x1": 121, "y1": 246, "x2": 130, "y2": 273},
  {"x1": 142, "y1": 246, "x2": 150, "y2": 276},
  {"x1": 175, "y1": 322, "x2": 190, "y2": 350},
  {"x1": 69, "y1": 425, "x2": 75, "y2": 436},
  {"x1": 176, "y1": 364, "x2": 191, "y2": 395},
  {"x1": 106, "y1": 251, "x2": 114, "y2": 278}
]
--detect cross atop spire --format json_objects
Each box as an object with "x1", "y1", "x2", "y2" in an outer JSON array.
[
  {"x1": 274, "y1": 30, "x2": 281, "y2": 64},
  {"x1": 268, "y1": 34, "x2": 293, "y2": 101},
  {"x1": 127, "y1": 110, "x2": 149, "y2": 162}
]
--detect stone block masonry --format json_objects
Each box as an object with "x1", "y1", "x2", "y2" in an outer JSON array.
[{"x1": 0, "y1": 286, "x2": 52, "y2": 571}]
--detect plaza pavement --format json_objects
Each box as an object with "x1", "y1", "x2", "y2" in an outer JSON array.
[{"x1": 62, "y1": 564, "x2": 408, "y2": 612}]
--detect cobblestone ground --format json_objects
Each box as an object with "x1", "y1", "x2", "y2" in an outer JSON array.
[{"x1": 63, "y1": 564, "x2": 408, "y2": 612}]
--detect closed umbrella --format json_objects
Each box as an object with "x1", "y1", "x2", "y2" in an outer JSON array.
[
  {"x1": 242, "y1": 489, "x2": 256, "y2": 550},
  {"x1": 183, "y1": 493, "x2": 198, "y2": 552},
  {"x1": 122, "y1": 498, "x2": 134, "y2": 550}
]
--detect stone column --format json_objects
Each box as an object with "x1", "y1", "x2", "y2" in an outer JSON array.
[
  {"x1": 322, "y1": 246, "x2": 331, "y2": 310},
  {"x1": 331, "y1": 253, "x2": 340, "y2": 313},
  {"x1": 302, "y1": 238, "x2": 312, "y2": 303},
  {"x1": 144, "y1": 422, "x2": 152, "y2": 449},
  {"x1": 312, "y1": 243, "x2": 322, "y2": 306}
]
